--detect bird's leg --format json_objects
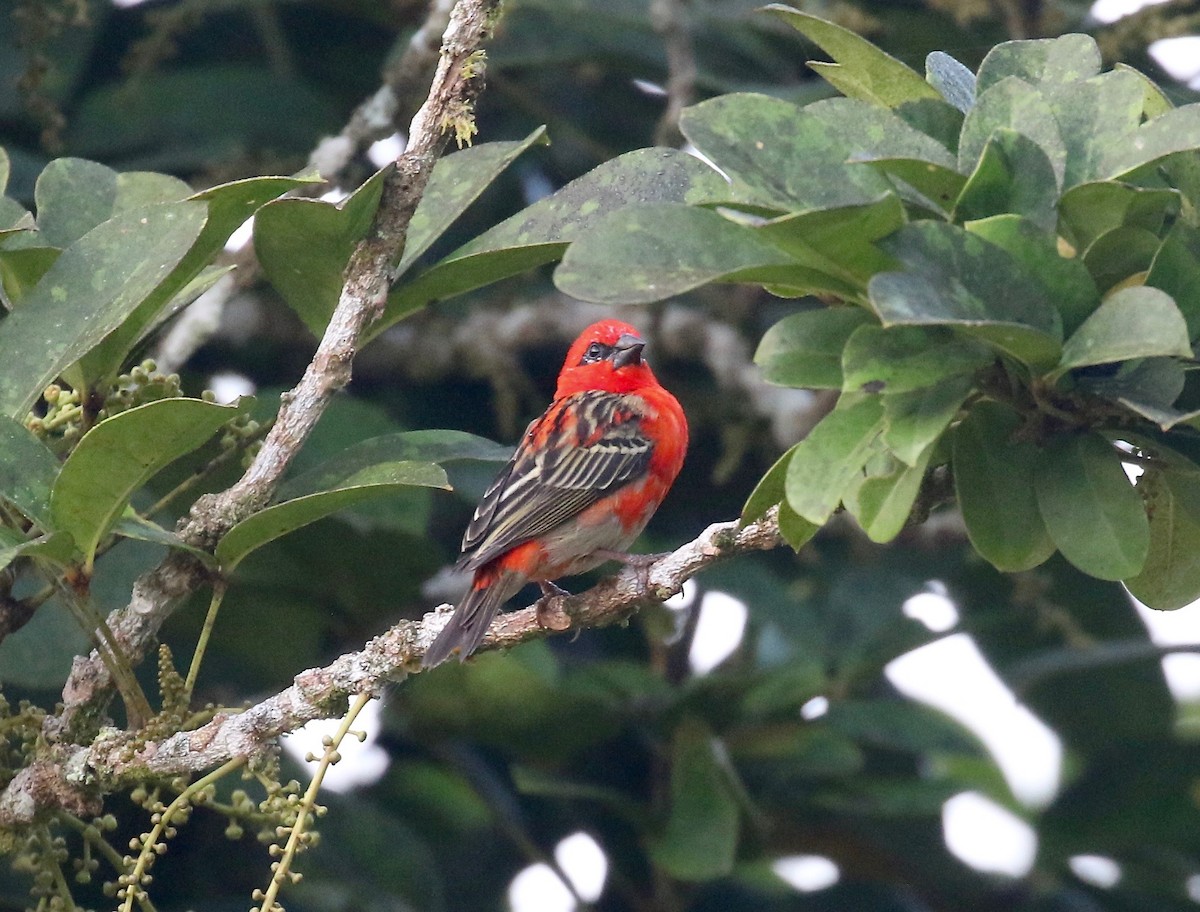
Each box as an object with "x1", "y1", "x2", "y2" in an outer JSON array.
[{"x1": 535, "y1": 580, "x2": 572, "y2": 631}]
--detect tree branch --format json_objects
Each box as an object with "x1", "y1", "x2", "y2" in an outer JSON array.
[
  {"x1": 0, "y1": 509, "x2": 783, "y2": 825},
  {"x1": 47, "y1": 0, "x2": 503, "y2": 741}
]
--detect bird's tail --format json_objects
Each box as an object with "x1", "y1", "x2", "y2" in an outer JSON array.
[{"x1": 422, "y1": 573, "x2": 519, "y2": 668}]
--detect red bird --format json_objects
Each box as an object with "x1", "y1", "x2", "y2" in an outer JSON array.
[{"x1": 422, "y1": 319, "x2": 688, "y2": 666}]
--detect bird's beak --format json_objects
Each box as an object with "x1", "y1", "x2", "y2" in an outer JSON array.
[{"x1": 612, "y1": 332, "x2": 646, "y2": 369}]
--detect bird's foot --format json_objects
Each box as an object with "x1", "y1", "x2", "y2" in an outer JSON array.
[{"x1": 535, "y1": 580, "x2": 573, "y2": 631}]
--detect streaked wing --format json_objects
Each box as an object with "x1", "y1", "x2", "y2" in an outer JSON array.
[{"x1": 456, "y1": 390, "x2": 653, "y2": 572}]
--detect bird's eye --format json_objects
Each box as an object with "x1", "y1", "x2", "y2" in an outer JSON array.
[{"x1": 581, "y1": 341, "x2": 609, "y2": 364}]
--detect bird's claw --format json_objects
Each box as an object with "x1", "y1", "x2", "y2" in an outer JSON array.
[{"x1": 535, "y1": 581, "x2": 572, "y2": 631}]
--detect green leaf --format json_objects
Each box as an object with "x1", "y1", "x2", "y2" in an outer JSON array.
[
  {"x1": 254, "y1": 166, "x2": 388, "y2": 336},
  {"x1": 975, "y1": 34, "x2": 1101, "y2": 93},
  {"x1": 868, "y1": 221, "x2": 1063, "y2": 370},
  {"x1": 1056, "y1": 286, "x2": 1191, "y2": 374},
  {"x1": 1115, "y1": 62, "x2": 1174, "y2": 121},
  {"x1": 926, "y1": 51, "x2": 976, "y2": 113},
  {"x1": 1035, "y1": 432, "x2": 1149, "y2": 580},
  {"x1": 554, "y1": 204, "x2": 812, "y2": 305},
  {"x1": 77, "y1": 173, "x2": 312, "y2": 384},
  {"x1": 50, "y1": 398, "x2": 246, "y2": 567},
  {"x1": 648, "y1": 717, "x2": 740, "y2": 881},
  {"x1": 1079, "y1": 358, "x2": 1189, "y2": 429},
  {"x1": 1125, "y1": 470, "x2": 1200, "y2": 610},
  {"x1": 0, "y1": 594, "x2": 91, "y2": 688},
  {"x1": 755, "y1": 307, "x2": 875, "y2": 389},
  {"x1": 954, "y1": 128, "x2": 1059, "y2": 232},
  {"x1": 0, "y1": 247, "x2": 61, "y2": 305},
  {"x1": 882, "y1": 376, "x2": 972, "y2": 466},
  {"x1": 841, "y1": 325, "x2": 992, "y2": 395},
  {"x1": 679, "y1": 94, "x2": 950, "y2": 214},
  {"x1": 0, "y1": 532, "x2": 75, "y2": 574},
  {"x1": 383, "y1": 148, "x2": 727, "y2": 322},
  {"x1": 1081, "y1": 226, "x2": 1162, "y2": 295},
  {"x1": 953, "y1": 401, "x2": 1055, "y2": 572},
  {"x1": 958, "y1": 77, "x2": 1066, "y2": 187},
  {"x1": 845, "y1": 444, "x2": 935, "y2": 543},
  {"x1": 859, "y1": 158, "x2": 966, "y2": 215},
  {"x1": 0, "y1": 202, "x2": 208, "y2": 419},
  {"x1": 1043, "y1": 71, "x2": 1145, "y2": 189},
  {"x1": 216, "y1": 461, "x2": 450, "y2": 572},
  {"x1": 965, "y1": 214, "x2": 1098, "y2": 336},
  {"x1": 764, "y1": 6, "x2": 941, "y2": 108},
  {"x1": 33, "y1": 157, "x2": 192, "y2": 248},
  {"x1": 0, "y1": 416, "x2": 59, "y2": 529},
  {"x1": 778, "y1": 502, "x2": 819, "y2": 550},
  {"x1": 785, "y1": 395, "x2": 886, "y2": 525},
  {"x1": 1104, "y1": 104, "x2": 1200, "y2": 179},
  {"x1": 756, "y1": 195, "x2": 906, "y2": 293},
  {"x1": 742, "y1": 443, "x2": 796, "y2": 525},
  {"x1": 278, "y1": 429, "x2": 511, "y2": 500},
  {"x1": 1146, "y1": 220, "x2": 1200, "y2": 339},
  {"x1": 110, "y1": 515, "x2": 216, "y2": 563},
  {"x1": 1058, "y1": 181, "x2": 1178, "y2": 252}
]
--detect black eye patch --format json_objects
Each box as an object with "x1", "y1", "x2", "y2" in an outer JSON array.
[{"x1": 580, "y1": 341, "x2": 612, "y2": 364}]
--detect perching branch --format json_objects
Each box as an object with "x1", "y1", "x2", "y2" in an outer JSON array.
[
  {"x1": 48, "y1": 0, "x2": 503, "y2": 740},
  {"x1": 0, "y1": 509, "x2": 783, "y2": 824}
]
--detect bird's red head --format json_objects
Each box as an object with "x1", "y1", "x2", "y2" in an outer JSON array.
[{"x1": 555, "y1": 319, "x2": 659, "y2": 398}]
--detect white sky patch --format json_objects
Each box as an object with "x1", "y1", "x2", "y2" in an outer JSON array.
[
  {"x1": 632, "y1": 78, "x2": 668, "y2": 97},
  {"x1": 367, "y1": 132, "x2": 407, "y2": 168},
  {"x1": 223, "y1": 216, "x2": 254, "y2": 254},
  {"x1": 887, "y1": 634, "x2": 1062, "y2": 807},
  {"x1": 689, "y1": 590, "x2": 748, "y2": 675},
  {"x1": 1131, "y1": 596, "x2": 1200, "y2": 700},
  {"x1": 1186, "y1": 873, "x2": 1200, "y2": 902},
  {"x1": 1150, "y1": 36, "x2": 1200, "y2": 88},
  {"x1": 1089, "y1": 0, "x2": 1171, "y2": 24},
  {"x1": 772, "y1": 855, "x2": 840, "y2": 892},
  {"x1": 207, "y1": 371, "x2": 256, "y2": 404},
  {"x1": 801, "y1": 695, "x2": 829, "y2": 720},
  {"x1": 903, "y1": 584, "x2": 960, "y2": 633},
  {"x1": 509, "y1": 864, "x2": 574, "y2": 912},
  {"x1": 555, "y1": 832, "x2": 608, "y2": 902},
  {"x1": 942, "y1": 792, "x2": 1038, "y2": 877},
  {"x1": 320, "y1": 187, "x2": 350, "y2": 204},
  {"x1": 280, "y1": 697, "x2": 389, "y2": 794},
  {"x1": 664, "y1": 577, "x2": 698, "y2": 612},
  {"x1": 1069, "y1": 855, "x2": 1123, "y2": 889}
]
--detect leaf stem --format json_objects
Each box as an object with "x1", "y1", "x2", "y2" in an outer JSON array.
[{"x1": 184, "y1": 581, "x2": 226, "y2": 702}]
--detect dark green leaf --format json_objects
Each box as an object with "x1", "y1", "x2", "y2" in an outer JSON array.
[
  {"x1": 1035, "y1": 432, "x2": 1149, "y2": 580},
  {"x1": 50, "y1": 398, "x2": 246, "y2": 567},
  {"x1": 1058, "y1": 181, "x2": 1178, "y2": 252},
  {"x1": 765, "y1": 6, "x2": 941, "y2": 108},
  {"x1": 0, "y1": 202, "x2": 208, "y2": 419},
  {"x1": 953, "y1": 401, "x2": 1055, "y2": 571},
  {"x1": 385, "y1": 148, "x2": 727, "y2": 319},
  {"x1": 965, "y1": 214, "x2": 1098, "y2": 336},
  {"x1": 778, "y1": 501, "x2": 819, "y2": 550},
  {"x1": 77, "y1": 174, "x2": 310, "y2": 384},
  {"x1": 1125, "y1": 469, "x2": 1200, "y2": 610},
  {"x1": 0, "y1": 247, "x2": 61, "y2": 305},
  {"x1": 844, "y1": 445, "x2": 934, "y2": 543},
  {"x1": 868, "y1": 222, "x2": 1062, "y2": 370},
  {"x1": 1080, "y1": 358, "x2": 1190, "y2": 430},
  {"x1": 1057, "y1": 286, "x2": 1190, "y2": 373},
  {"x1": 0, "y1": 596, "x2": 90, "y2": 688},
  {"x1": 841, "y1": 325, "x2": 992, "y2": 394},
  {"x1": 1081, "y1": 226, "x2": 1162, "y2": 296},
  {"x1": 1104, "y1": 103, "x2": 1200, "y2": 179},
  {"x1": 754, "y1": 307, "x2": 875, "y2": 390},
  {"x1": 756, "y1": 195, "x2": 905, "y2": 293},
  {"x1": 954, "y1": 128, "x2": 1058, "y2": 232},
  {"x1": 0, "y1": 416, "x2": 59, "y2": 529},
  {"x1": 926, "y1": 51, "x2": 976, "y2": 113},
  {"x1": 1042, "y1": 71, "x2": 1145, "y2": 189},
  {"x1": 216, "y1": 462, "x2": 450, "y2": 572},
  {"x1": 785, "y1": 394, "x2": 886, "y2": 525},
  {"x1": 680, "y1": 94, "x2": 950, "y2": 214},
  {"x1": 648, "y1": 717, "x2": 740, "y2": 881},
  {"x1": 742, "y1": 443, "x2": 796, "y2": 525},
  {"x1": 825, "y1": 698, "x2": 982, "y2": 754},
  {"x1": 555, "y1": 204, "x2": 812, "y2": 305},
  {"x1": 254, "y1": 166, "x2": 388, "y2": 337},
  {"x1": 1146, "y1": 220, "x2": 1200, "y2": 339},
  {"x1": 975, "y1": 34, "x2": 1101, "y2": 93},
  {"x1": 958, "y1": 77, "x2": 1066, "y2": 186},
  {"x1": 278, "y1": 429, "x2": 511, "y2": 500},
  {"x1": 883, "y1": 377, "x2": 972, "y2": 466},
  {"x1": 0, "y1": 532, "x2": 75, "y2": 574},
  {"x1": 110, "y1": 515, "x2": 215, "y2": 563}
]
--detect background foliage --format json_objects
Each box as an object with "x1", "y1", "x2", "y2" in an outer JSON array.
[{"x1": 4, "y1": 1, "x2": 1200, "y2": 911}]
